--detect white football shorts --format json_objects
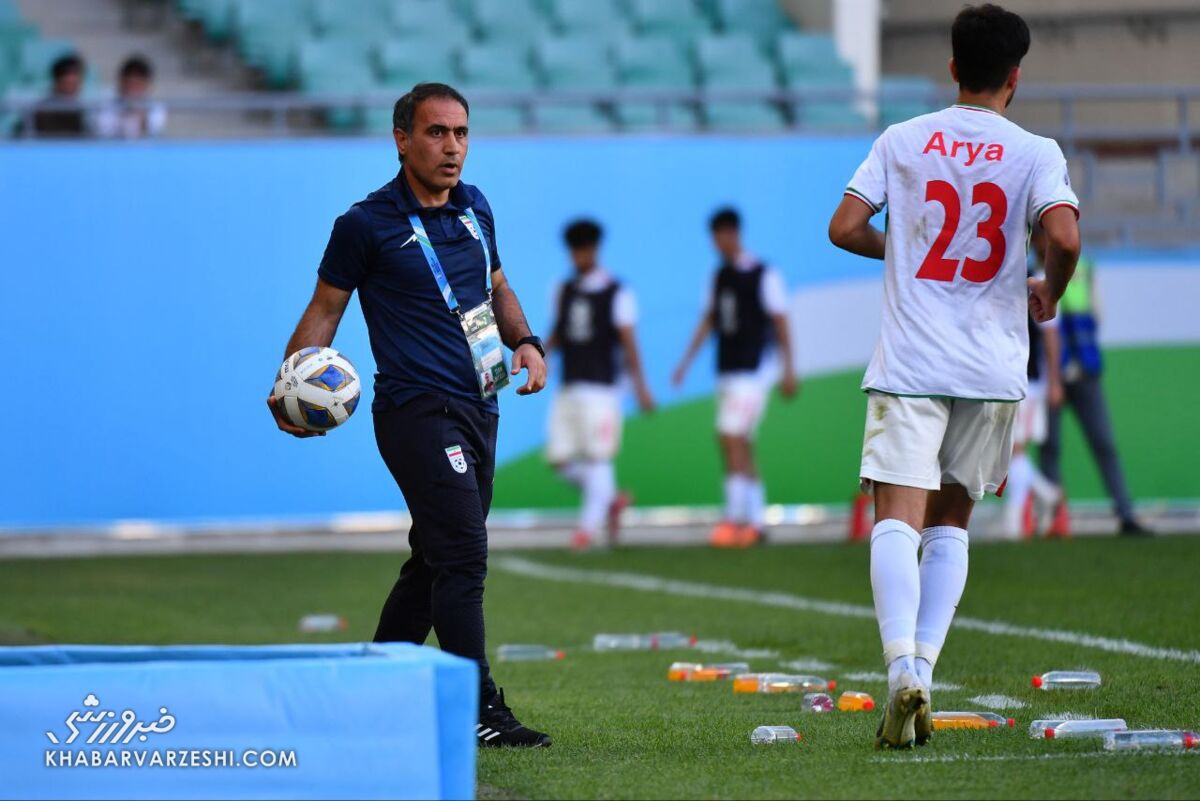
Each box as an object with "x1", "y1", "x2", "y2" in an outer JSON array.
[
  {"x1": 716, "y1": 376, "x2": 769, "y2": 439},
  {"x1": 545, "y1": 385, "x2": 623, "y2": 463},
  {"x1": 859, "y1": 390, "x2": 1017, "y2": 501}
]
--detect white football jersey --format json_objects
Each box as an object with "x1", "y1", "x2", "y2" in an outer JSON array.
[{"x1": 846, "y1": 104, "x2": 1079, "y2": 400}]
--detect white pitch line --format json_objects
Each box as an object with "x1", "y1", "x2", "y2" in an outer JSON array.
[
  {"x1": 970, "y1": 694, "x2": 1028, "y2": 710},
  {"x1": 494, "y1": 557, "x2": 1200, "y2": 665},
  {"x1": 870, "y1": 751, "x2": 1200, "y2": 765}
]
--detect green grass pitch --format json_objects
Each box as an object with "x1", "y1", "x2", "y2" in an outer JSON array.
[{"x1": 1, "y1": 537, "x2": 1198, "y2": 799}]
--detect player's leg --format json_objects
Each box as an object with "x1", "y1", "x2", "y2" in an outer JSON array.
[
  {"x1": 1039, "y1": 390, "x2": 1070, "y2": 535},
  {"x1": 859, "y1": 391, "x2": 947, "y2": 748},
  {"x1": 546, "y1": 389, "x2": 594, "y2": 548},
  {"x1": 712, "y1": 381, "x2": 749, "y2": 544},
  {"x1": 740, "y1": 387, "x2": 769, "y2": 544},
  {"x1": 1070, "y1": 375, "x2": 1140, "y2": 530}
]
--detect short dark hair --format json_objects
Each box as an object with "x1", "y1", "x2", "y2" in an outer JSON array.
[
  {"x1": 951, "y1": 4, "x2": 1030, "y2": 93},
  {"x1": 564, "y1": 219, "x2": 602, "y2": 249},
  {"x1": 50, "y1": 54, "x2": 84, "y2": 81},
  {"x1": 119, "y1": 55, "x2": 153, "y2": 81},
  {"x1": 709, "y1": 207, "x2": 740, "y2": 232},
  {"x1": 392, "y1": 82, "x2": 469, "y2": 133}
]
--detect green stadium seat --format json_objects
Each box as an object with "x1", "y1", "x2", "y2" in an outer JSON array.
[
  {"x1": 788, "y1": 76, "x2": 864, "y2": 130},
  {"x1": 549, "y1": 0, "x2": 629, "y2": 42},
  {"x1": 390, "y1": 0, "x2": 472, "y2": 45},
  {"x1": 375, "y1": 38, "x2": 457, "y2": 88},
  {"x1": 471, "y1": 0, "x2": 551, "y2": 48},
  {"x1": 696, "y1": 34, "x2": 777, "y2": 89},
  {"x1": 466, "y1": 104, "x2": 527, "y2": 134},
  {"x1": 879, "y1": 75, "x2": 938, "y2": 125},
  {"x1": 613, "y1": 35, "x2": 696, "y2": 131},
  {"x1": 703, "y1": 100, "x2": 786, "y2": 131},
  {"x1": 628, "y1": 0, "x2": 711, "y2": 45},
  {"x1": 713, "y1": 0, "x2": 792, "y2": 47},
  {"x1": 193, "y1": 0, "x2": 236, "y2": 42},
  {"x1": 536, "y1": 36, "x2": 614, "y2": 90},
  {"x1": 532, "y1": 104, "x2": 614, "y2": 134},
  {"x1": 459, "y1": 41, "x2": 538, "y2": 91},
  {"x1": 17, "y1": 37, "x2": 76, "y2": 85},
  {"x1": 311, "y1": 0, "x2": 394, "y2": 37},
  {"x1": 236, "y1": 15, "x2": 310, "y2": 88},
  {"x1": 295, "y1": 38, "x2": 376, "y2": 129},
  {"x1": 777, "y1": 31, "x2": 848, "y2": 82},
  {"x1": 0, "y1": 20, "x2": 37, "y2": 74}
]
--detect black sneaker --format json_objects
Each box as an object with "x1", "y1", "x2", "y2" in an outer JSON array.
[
  {"x1": 477, "y1": 689, "x2": 552, "y2": 748},
  {"x1": 1119, "y1": 519, "x2": 1153, "y2": 537}
]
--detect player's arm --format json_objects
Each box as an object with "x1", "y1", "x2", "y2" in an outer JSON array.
[
  {"x1": 771, "y1": 313, "x2": 799, "y2": 399},
  {"x1": 828, "y1": 194, "x2": 885, "y2": 260},
  {"x1": 617, "y1": 325, "x2": 655, "y2": 412},
  {"x1": 1028, "y1": 207, "x2": 1080, "y2": 323},
  {"x1": 492, "y1": 267, "x2": 547, "y2": 396},
  {"x1": 268, "y1": 278, "x2": 353, "y2": 438},
  {"x1": 671, "y1": 310, "x2": 713, "y2": 387}
]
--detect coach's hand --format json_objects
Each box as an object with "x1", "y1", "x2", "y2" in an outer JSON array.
[
  {"x1": 512, "y1": 344, "x2": 547, "y2": 395},
  {"x1": 266, "y1": 393, "x2": 324, "y2": 438},
  {"x1": 1027, "y1": 277, "x2": 1059, "y2": 324}
]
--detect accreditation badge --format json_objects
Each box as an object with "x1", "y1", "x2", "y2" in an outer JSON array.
[{"x1": 460, "y1": 299, "x2": 510, "y2": 400}]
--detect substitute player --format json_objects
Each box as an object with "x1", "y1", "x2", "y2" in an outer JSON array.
[
  {"x1": 545, "y1": 219, "x2": 655, "y2": 549},
  {"x1": 267, "y1": 83, "x2": 551, "y2": 748},
  {"x1": 828, "y1": 4, "x2": 1080, "y2": 749},
  {"x1": 673, "y1": 208, "x2": 798, "y2": 548}
]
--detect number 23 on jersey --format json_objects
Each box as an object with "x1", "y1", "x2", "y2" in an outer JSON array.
[{"x1": 916, "y1": 180, "x2": 1008, "y2": 284}]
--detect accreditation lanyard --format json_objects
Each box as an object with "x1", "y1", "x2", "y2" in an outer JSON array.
[{"x1": 407, "y1": 207, "x2": 491, "y2": 316}]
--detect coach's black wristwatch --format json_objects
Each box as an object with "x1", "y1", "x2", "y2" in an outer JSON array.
[{"x1": 516, "y1": 335, "x2": 545, "y2": 358}]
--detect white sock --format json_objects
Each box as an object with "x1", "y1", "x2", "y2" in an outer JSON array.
[
  {"x1": 557, "y1": 461, "x2": 587, "y2": 488},
  {"x1": 887, "y1": 654, "x2": 918, "y2": 691},
  {"x1": 870, "y1": 519, "x2": 921, "y2": 686},
  {"x1": 1004, "y1": 453, "x2": 1033, "y2": 537},
  {"x1": 579, "y1": 461, "x2": 616, "y2": 535},
  {"x1": 915, "y1": 525, "x2": 969, "y2": 688},
  {"x1": 746, "y1": 479, "x2": 766, "y2": 528},
  {"x1": 723, "y1": 474, "x2": 749, "y2": 523}
]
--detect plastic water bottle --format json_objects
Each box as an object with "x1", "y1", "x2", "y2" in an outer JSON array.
[
  {"x1": 933, "y1": 711, "x2": 998, "y2": 730},
  {"x1": 298, "y1": 614, "x2": 346, "y2": 633},
  {"x1": 974, "y1": 712, "x2": 1016, "y2": 728},
  {"x1": 1043, "y1": 719, "x2": 1127, "y2": 739},
  {"x1": 1031, "y1": 670, "x2": 1101, "y2": 690},
  {"x1": 497, "y1": 645, "x2": 565, "y2": 662},
  {"x1": 750, "y1": 725, "x2": 800, "y2": 745},
  {"x1": 594, "y1": 632, "x2": 696, "y2": 651},
  {"x1": 837, "y1": 691, "x2": 876, "y2": 712},
  {"x1": 802, "y1": 692, "x2": 834, "y2": 713},
  {"x1": 1104, "y1": 730, "x2": 1199, "y2": 751}
]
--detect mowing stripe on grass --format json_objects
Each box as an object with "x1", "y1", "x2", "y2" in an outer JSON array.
[
  {"x1": 870, "y1": 751, "x2": 1198, "y2": 765},
  {"x1": 969, "y1": 694, "x2": 1028, "y2": 710},
  {"x1": 495, "y1": 557, "x2": 1200, "y2": 665}
]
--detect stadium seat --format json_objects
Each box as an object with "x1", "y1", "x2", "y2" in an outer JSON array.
[
  {"x1": 879, "y1": 74, "x2": 939, "y2": 125},
  {"x1": 696, "y1": 33, "x2": 777, "y2": 89},
  {"x1": 627, "y1": 0, "x2": 712, "y2": 45},
  {"x1": 459, "y1": 41, "x2": 538, "y2": 91},
  {"x1": 466, "y1": 104, "x2": 527, "y2": 134},
  {"x1": 532, "y1": 37, "x2": 615, "y2": 133},
  {"x1": 187, "y1": 0, "x2": 237, "y2": 42},
  {"x1": 233, "y1": 5, "x2": 311, "y2": 89},
  {"x1": 0, "y1": 19, "x2": 37, "y2": 75},
  {"x1": 612, "y1": 35, "x2": 697, "y2": 131},
  {"x1": 788, "y1": 77, "x2": 865, "y2": 130},
  {"x1": 294, "y1": 38, "x2": 376, "y2": 129},
  {"x1": 390, "y1": 0, "x2": 473, "y2": 46},
  {"x1": 777, "y1": 31, "x2": 849, "y2": 82},
  {"x1": 549, "y1": 0, "x2": 630, "y2": 42},
  {"x1": 703, "y1": 101, "x2": 787, "y2": 131},
  {"x1": 713, "y1": 0, "x2": 793, "y2": 47},
  {"x1": 376, "y1": 38, "x2": 458, "y2": 88},
  {"x1": 471, "y1": 0, "x2": 551, "y2": 49},
  {"x1": 310, "y1": 0, "x2": 394, "y2": 37}
]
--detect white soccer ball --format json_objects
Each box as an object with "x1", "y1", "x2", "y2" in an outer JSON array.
[{"x1": 273, "y1": 347, "x2": 361, "y2": 433}]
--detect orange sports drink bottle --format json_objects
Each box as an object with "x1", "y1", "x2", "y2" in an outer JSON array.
[
  {"x1": 837, "y1": 691, "x2": 876, "y2": 712},
  {"x1": 932, "y1": 711, "x2": 1014, "y2": 730},
  {"x1": 733, "y1": 674, "x2": 837, "y2": 694},
  {"x1": 667, "y1": 662, "x2": 702, "y2": 681}
]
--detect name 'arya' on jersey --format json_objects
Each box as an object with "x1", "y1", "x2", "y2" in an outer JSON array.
[{"x1": 922, "y1": 131, "x2": 1004, "y2": 165}]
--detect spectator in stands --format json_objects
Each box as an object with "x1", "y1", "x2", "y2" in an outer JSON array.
[
  {"x1": 14, "y1": 54, "x2": 87, "y2": 138},
  {"x1": 1031, "y1": 225, "x2": 1150, "y2": 537},
  {"x1": 96, "y1": 55, "x2": 167, "y2": 139}
]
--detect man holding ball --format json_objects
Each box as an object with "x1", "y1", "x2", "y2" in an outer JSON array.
[{"x1": 267, "y1": 83, "x2": 551, "y2": 748}]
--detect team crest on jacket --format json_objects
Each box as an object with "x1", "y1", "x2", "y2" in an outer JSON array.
[
  {"x1": 459, "y1": 214, "x2": 480, "y2": 240},
  {"x1": 445, "y1": 445, "x2": 468, "y2": 474}
]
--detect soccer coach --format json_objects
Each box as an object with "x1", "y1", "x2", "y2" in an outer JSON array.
[{"x1": 267, "y1": 83, "x2": 551, "y2": 748}]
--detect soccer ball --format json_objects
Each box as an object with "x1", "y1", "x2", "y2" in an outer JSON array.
[{"x1": 274, "y1": 347, "x2": 361, "y2": 433}]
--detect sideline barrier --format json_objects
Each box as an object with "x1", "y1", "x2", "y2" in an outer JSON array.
[{"x1": 0, "y1": 643, "x2": 477, "y2": 800}]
